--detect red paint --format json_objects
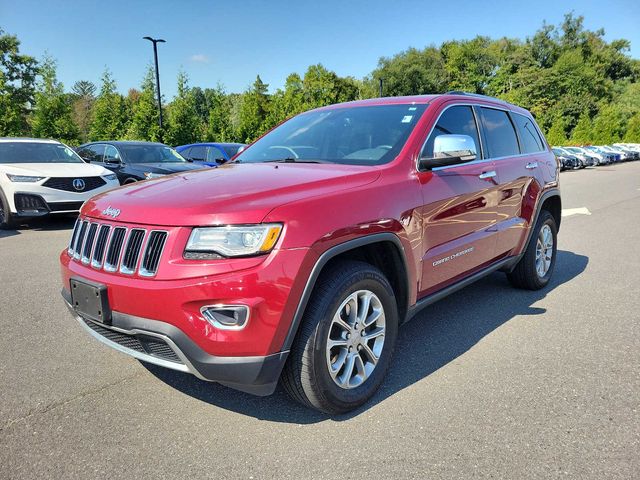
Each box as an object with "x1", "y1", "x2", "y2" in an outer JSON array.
[{"x1": 60, "y1": 94, "x2": 559, "y2": 358}]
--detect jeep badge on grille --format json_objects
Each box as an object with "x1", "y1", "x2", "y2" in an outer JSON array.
[{"x1": 102, "y1": 206, "x2": 121, "y2": 219}]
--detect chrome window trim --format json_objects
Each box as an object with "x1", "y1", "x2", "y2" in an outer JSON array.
[
  {"x1": 119, "y1": 228, "x2": 146, "y2": 275},
  {"x1": 91, "y1": 224, "x2": 112, "y2": 269},
  {"x1": 81, "y1": 222, "x2": 99, "y2": 264},
  {"x1": 138, "y1": 230, "x2": 168, "y2": 277},
  {"x1": 103, "y1": 226, "x2": 128, "y2": 273},
  {"x1": 419, "y1": 102, "x2": 549, "y2": 173},
  {"x1": 416, "y1": 103, "x2": 486, "y2": 172}
]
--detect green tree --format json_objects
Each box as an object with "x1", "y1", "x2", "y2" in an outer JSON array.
[
  {"x1": 236, "y1": 75, "x2": 270, "y2": 142},
  {"x1": 369, "y1": 47, "x2": 449, "y2": 97},
  {"x1": 570, "y1": 111, "x2": 592, "y2": 144},
  {"x1": 624, "y1": 112, "x2": 640, "y2": 142},
  {"x1": 126, "y1": 66, "x2": 161, "y2": 141},
  {"x1": 30, "y1": 56, "x2": 79, "y2": 144},
  {"x1": 0, "y1": 28, "x2": 38, "y2": 136},
  {"x1": 545, "y1": 115, "x2": 568, "y2": 146},
  {"x1": 205, "y1": 85, "x2": 234, "y2": 142},
  {"x1": 90, "y1": 70, "x2": 129, "y2": 140},
  {"x1": 591, "y1": 104, "x2": 625, "y2": 144},
  {"x1": 71, "y1": 80, "x2": 96, "y2": 142},
  {"x1": 164, "y1": 71, "x2": 201, "y2": 146}
]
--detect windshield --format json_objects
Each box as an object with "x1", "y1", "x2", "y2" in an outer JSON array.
[
  {"x1": 0, "y1": 142, "x2": 84, "y2": 164},
  {"x1": 221, "y1": 144, "x2": 243, "y2": 158},
  {"x1": 118, "y1": 144, "x2": 187, "y2": 164},
  {"x1": 552, "y1": 148, "x2": 564, "y2": 155},
  {"x1": 565, "y1": 147, "x2": 582, "y2": 153},
  {"x1": 235, "y1": 104, "x2": 427, "y2": 166}
]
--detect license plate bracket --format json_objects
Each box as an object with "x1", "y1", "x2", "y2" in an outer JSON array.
[{"x1": 70, "y1": 277, "x2": 111, "y2": 324}]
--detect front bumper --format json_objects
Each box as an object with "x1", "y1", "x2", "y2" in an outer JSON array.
[{"x1": 62, "y1": 290, "x2": 288, "y2": 396}]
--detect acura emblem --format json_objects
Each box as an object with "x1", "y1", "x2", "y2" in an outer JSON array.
[
  {"x1": 72, "y1": 178, "x2": 86, "y2": 191},
  {"x1": 102, "y1": 206, "x2": 121, "y2": 219}
]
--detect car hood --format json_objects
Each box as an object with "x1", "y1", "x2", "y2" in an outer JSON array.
[
  {"x1": 83, "y1": 163, "x2": 381, "y2": 226},
  {"x1": 0, "y1": 162, "x2": 112, "y2": 177},
  {"x1": 126, "y1": 162, "x2": 205, "y2": 174}
]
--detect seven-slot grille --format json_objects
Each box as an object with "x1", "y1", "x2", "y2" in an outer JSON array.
[{"x1": 68, "y1": 219, "x2": 167, "y2": 277}]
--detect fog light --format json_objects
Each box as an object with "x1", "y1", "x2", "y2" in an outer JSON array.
[{"x1": 201, "y1": 305, "x2": 249, "y2": 330}]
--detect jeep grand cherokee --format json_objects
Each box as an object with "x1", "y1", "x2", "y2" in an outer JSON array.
[{"x1": 61, "y1": 92, "x2": 561, "y2": 414}]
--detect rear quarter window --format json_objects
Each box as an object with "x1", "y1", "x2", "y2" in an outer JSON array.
[{"x1": 513, "y1": 113, "x2": 545, "y2": 153}]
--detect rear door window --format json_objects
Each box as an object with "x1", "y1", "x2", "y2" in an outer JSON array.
[
  {"x1": 422, "y1": 105, "x2": 481, "y2": 158},
  {"x1": 479, "y1": 108, "x2": 520, "y2": 158},
  {"x1": 513, "y1": 113, "x2": 545, "y2": 153}
]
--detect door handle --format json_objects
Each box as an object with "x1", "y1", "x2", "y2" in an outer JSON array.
[
  {"x1": 478, "y1": 170, "x2": 497, "y2": 179},
  {"x1": 525, "y1": 162, "x2": 538, "y2": 169}
]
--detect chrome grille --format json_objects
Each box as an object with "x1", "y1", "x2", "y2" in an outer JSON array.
[
  {"x1": 68, "y1": 219, "x2": 81, "y2": 255},
  {"x1": 81, "y1": 223, "x2": 98, "y2": 264},
  {"x1": 67, "y1": 219, "x2": 167, "y2": 277},
  {"x1": 140, "y1": 231, "x2": 167, "y2": 277},
  {"x1": 120, "y1": 229, "x2": 146, "y2": 274},
  {"x1": 91, "y1": 225, "x2": 111, "y2": 268},
  {"x1": 104, "y1": 227, "x2": 126, "y2": 272},
  {"x1": 73, "y1": 221, "x2": 89, "y2": 259}
]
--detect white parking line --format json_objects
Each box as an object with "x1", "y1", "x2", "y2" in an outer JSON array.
[{"x1": 561, "y1": 207, "x2": 592, "y2": 217}]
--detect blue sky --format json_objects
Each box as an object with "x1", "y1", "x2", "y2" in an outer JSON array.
[{"x1": 1, "y1": 0, "x2": 639, "y2": 99}]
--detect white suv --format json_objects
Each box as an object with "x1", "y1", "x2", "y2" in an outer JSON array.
[{"x1": 0, "y1": 138, "x2": 120, "y2": 229}]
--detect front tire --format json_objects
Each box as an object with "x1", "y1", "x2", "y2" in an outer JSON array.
[
  {"x1": 282, "y1": 261, "x2": 399, "y2": 414},
  {"x1": 507, "y1": 210, "x2": 558, "y2": 290},
  {"x1": 0, "y1": 190, "x2": 16, "y2": 230}
]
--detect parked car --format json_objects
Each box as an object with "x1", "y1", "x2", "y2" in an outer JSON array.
[
  {"x1": 176, "y1": 142, "x2": 246, "y2": 167},
  {"x1": 560, "y1": 147, "x2": 598, "y2": 167},
  {"x1": 0, "y1": 138, "x2": 119, "y2": 229},
  {"x1": 552, "y1": 148, "x2": 579, "y2": 170},
  {"x1": 583, "y1": 146, "x2": 615, "y2": 164},
  {"x1": 569, "y1": 146, "x2": 609, "y2": 165},
  {"x1": 61, "y1": 92, "x2": 561, "y2": 413},
  {"x1": 76, "y1": 141, "x2": 205, "y2": 184},
  {"x1": 611, "y1": 144, "x2": 640, "y2": 160},
  {"x1": 600, "y1": 145, "x2": 632, "y2": 161}
]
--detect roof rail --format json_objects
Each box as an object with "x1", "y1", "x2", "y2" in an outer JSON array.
[{"x1": 445, "y1": 91, "x2": 511, "y2": 104}]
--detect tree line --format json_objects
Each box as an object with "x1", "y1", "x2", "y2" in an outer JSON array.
[{"x1": 1, "y1": 13, "x2": 639, "y2": 148}]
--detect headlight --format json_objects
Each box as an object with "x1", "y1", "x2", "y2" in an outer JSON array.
[
  {"x1": 185, "y1": 224, "x2": 283, "y2": 258},
  {"x1": 104, "y1": 174, "x2": 118, "y2": 181},
  {"x1": 6, "y1": 174, "x2": 45, "y2": 183},
  {"x1": 144, "y1": 172, "x2": 164, "y2": 179}
]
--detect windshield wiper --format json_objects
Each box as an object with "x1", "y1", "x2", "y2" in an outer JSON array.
[{"x1": 264, "y1": 158, "x2": 323, "y2": 164}]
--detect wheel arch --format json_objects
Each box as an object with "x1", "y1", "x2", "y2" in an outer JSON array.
[{"x1": 281, "y1": 233, "x2": 410, "y2": 352}]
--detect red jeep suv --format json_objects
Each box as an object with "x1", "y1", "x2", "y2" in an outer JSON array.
[{"x1": 61, "y1": 92, "x2": 560, "y2": 414}]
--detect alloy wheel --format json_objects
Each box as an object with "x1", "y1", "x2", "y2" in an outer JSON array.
[
  {"x1": 325, "y1": 289, "x2": 386, "y2": 389},
  {"x1": 535, "y1": 224, "x2": 554, "y2": 277}
]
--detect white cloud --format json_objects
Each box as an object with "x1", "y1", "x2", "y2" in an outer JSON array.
[{"x1": 189, "y1": 54, "x2": 210, "y2": 64}]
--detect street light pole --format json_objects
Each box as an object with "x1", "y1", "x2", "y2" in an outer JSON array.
[{"x1": 143, "y1": 36, "x2": 166, "y2": 134}]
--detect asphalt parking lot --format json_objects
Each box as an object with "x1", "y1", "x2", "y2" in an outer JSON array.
[{"x1": 1, "y1": 162, "x2": 639, "y2": 479}]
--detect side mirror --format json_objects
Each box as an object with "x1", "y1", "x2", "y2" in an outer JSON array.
[{"x1": 419, "y1": 134, "x2": 477, "y2": 170}]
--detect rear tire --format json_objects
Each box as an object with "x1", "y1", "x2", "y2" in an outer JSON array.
[
  {"x1": 507, "y1": 210, "x2": 558, "y2": 290},
  {"x1": 282, "y1": 260, "x2": 399, "y2": 414},
  {"x1": 0, "y1": 190, "x2": 16, "y2": 230}
]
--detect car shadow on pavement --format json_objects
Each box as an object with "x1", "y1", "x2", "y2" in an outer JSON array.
[
  {"x1": 0, "y1": 216, "x2": 76, "y2": 236},
  {"x1": 142, "y1": 249, "x2": 588, "y2": 424}
]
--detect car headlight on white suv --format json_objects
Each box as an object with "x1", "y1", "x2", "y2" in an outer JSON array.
[
  {"x1": 185, "y1": 224, "x2": 283, "y2": 258},
  {"x1": 6, "y1": 174, "x2": 45, "y2": 183},
  {"x1": 103, "y1": 174, "x2": 118, "y2": 181}
]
